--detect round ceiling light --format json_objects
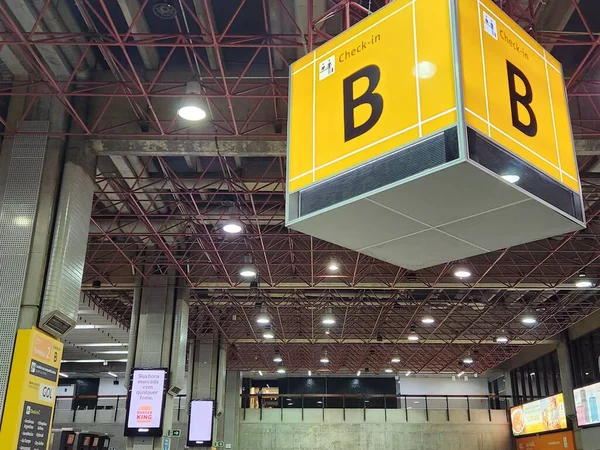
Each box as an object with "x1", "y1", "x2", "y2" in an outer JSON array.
[
  {"x1": 240, "y1": 266, "x2": 257, "y2": 278},
  {"x1": 263, "y1": 329, "x2": 275, "y2": 339},
  {"x1": 322, "y1": 307, "x2": 336, "y2": 326},
  {"x1": 391, "y1": 357, "x2": 401, "y2": 363},
  {"x1": 407, "y1": 333, "x2": 419, "y2": 342},
  {"x1": 421, "y1": 315, "x2": 435, "y2": 324},
  {"x1": 495, "y1": 336, "x2": 509, "y2": 344},
  {"x1": 328, "y1": 263, "x2": 340, "y2": 272},
  {"x1": 320, "y1": 355, "x2": 330, "y2": 364},
  {"x1": 454, "y1": 269, "x2": 471, "y2": 278},
  {"x1": 463, "y1": 356, "x2": 474, "y2": 364},
  {"x1": 223, "y1": 221, "x2": 243, "y2": 234},
  {"x1": 273, "y1": 354, "x2": 283, "y2": 363},
  {"x1": 177, "y1": 104, "x2": 207, "y2": 121},
  {"x1": 521, "y1": 316, "x2": 537, "y2": 325},
  {"x1": 277, "y1": 367, "x2": 286, "y2": 374},
  {"x1": 576, "y1": 280, "x2": 593, "y2": 288}
]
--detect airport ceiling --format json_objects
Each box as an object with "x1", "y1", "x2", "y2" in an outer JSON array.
[{"x1": 3, "y1": 0, "x2": 600, "y2": 375}]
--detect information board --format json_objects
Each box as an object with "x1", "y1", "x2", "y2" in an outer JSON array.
[
  {"x1": 288, "y1": 0, "x2": 456, "y2": 193},
  {"x1": 187, "y1": 400, "x2": 214, "y2": 447},
  {"x1": 459, "y1": 0, "x2": 579, "y2": 192},
  {"x1": 510, "y1": 393, "x2": 567, "y2": 436},
  {"x1": 124, "y1": 368, "x2": 168, "y2": 437},
  {"x1": 0, "y1": 328, "x2": 63, "y2": 450},
  {"x1": 574, "y1": 381, "x2": 600, "y2": 427}
]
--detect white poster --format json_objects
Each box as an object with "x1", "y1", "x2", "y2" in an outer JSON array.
[
  {"x1": 127, "y1": 369, "x2": 166, "y2": 430},
  {"x1": 188, "y1": 400, "x2": 214, "y2": 443}
]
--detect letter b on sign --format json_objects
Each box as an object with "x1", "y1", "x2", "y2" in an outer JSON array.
[
  {"x1": 506, "y1": 60, "x2": 537, "y2": 137},
  {"x1": 343, "y1": 65, "x2": 384, "y2": 142}
]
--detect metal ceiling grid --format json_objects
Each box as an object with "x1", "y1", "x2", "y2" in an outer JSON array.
[{"x1": 0, "y1": 0, "x2": 599, "y2": 373}]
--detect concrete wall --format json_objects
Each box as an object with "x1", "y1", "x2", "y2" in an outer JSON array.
[{"x1": 239, "y1": 409, "x2": 511, "y2": 450}]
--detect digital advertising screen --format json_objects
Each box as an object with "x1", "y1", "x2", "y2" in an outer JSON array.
[
  {"x1": 187, "y1": 400, "x2": 214, "y2": 447},
  {"x1": 516, "y1": 430, "x2": 576, "y2": 450},
  {"x1": 574, "y1": 381, "x2": 600, "y2": 427},
  {"x1": 510, "y1": 393, "x2": 567, "y2": 436},
  {"x1": 124, "y1": 368, "x2": 168, "y2": 437}
]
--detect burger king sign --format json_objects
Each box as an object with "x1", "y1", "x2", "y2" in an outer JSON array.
[{"x1": 125, "y1": 369, "x2": 168, "y2": 436}]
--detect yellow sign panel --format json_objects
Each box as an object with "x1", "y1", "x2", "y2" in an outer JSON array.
[
  {"x1": 0, "y1": 328, "x2": 63, "y2": 450},
  {"x1": 460, "y1": 0, "x2": 579, "y2": 192},
  {"x1": 288, "y1": 0, "x2": 457, "y2": 192}
]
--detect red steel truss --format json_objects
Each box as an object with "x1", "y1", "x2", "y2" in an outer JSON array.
[
  {"x1": 3, "y1": 0, "x2": 600, "y2": 373},
  {"x1": 0, "y1": 0, "x2": 598, "y2": 137}
]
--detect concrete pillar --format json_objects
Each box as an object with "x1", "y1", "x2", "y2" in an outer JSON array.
[
  {"x1": 556, "y1": 335, "x2": 576, "y2": 418},
  {"x1": 0, "y1": 88, "x2": 72, "y2": 419},
  {"x1": 127, "y1": 275, "x2": 189, "y2": 450},
  {"x1": 223, "y1": 371, "x2": 242, "y2": 450},
  {"x1": 188, "y1": 338, "x2": 228, "y2": 445}
]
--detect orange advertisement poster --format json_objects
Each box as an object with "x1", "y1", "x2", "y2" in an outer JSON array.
[
  {"x1": 516, "y1": 431, "x2": 575, "y2": 450},
  {"x1": 511, "y1": 393, "x2": 567, "y2": 436}
]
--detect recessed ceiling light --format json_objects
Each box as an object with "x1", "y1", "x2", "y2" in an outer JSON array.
[
  {"x1": 454, "y1": 269, "x2": 471, "y2": 278},
  {"x1": 521, "y1": 316, "x2": 537, "y2": 325},
  {"x1": 576, "y1": 280, "x2": 593, "y2": 288},
  {"x1": 501, "y1": 174, "x2": 520, "y2": 183}
]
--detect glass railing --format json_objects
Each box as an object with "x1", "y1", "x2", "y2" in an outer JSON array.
[
  {"x1": 241, "y1": 393, "x2": 513, "y2": 423},
  {"x1": 53, "y1": 393, "x2": 513, "y2": 424}
]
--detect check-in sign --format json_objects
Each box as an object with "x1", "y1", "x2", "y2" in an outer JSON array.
[
  {"x1": 460, "y1": 0, "x2": 579, "y2": 192},
  {"x1": 288, "y1": 0, "x2": 457, "y2": 192},
  {"x1": 288, "y1": 0, "x2": 579, "y2": 195}
]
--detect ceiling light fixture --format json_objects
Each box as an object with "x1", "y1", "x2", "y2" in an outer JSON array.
[
  {"x1": 391, "y1": 356, "x2": 401, "y2": 364},
  {"x1": 223, "y1": 220, "x2": 243, "y2": 234},
  {"x1": 405, "y1": 371, "x2": 412, "y2": 377},
  {"x1": 273, "y1": 354, "x2": 283, "y2": 363},
  {"x1": 576, "y1": 279, "x2": 593, "y2": 288},
  {"x1": 501, "y1": 174, "x2": 520, "y2": 183},
  {"x1": 256, "y1": 306, "x2": 270, "y2": 325},
  {"x1": 308, "y1": 370, "x2": 312, "y2": 376},
  {"x1": 258, "y1": 371, "x2": 263, "y2": 376},
  {"x1": 321, "y1": 307, "x2": 336, "y2": 326},
  {"x1": 421, "y1": 314, "x2": 435, "y2": 325},
  {"x1": 240, "y1": 266, "x2": 257, "y2": 278},
  {"x1": 356, "y1": 370, "x2": 361, "y2": 377},
  {"x1": 385, "y1": 369, "x2": 393, "y2": 373},
  {"x1": 454, "y1": 268, "x2": 471, "y2": 278},
  {"x1": 463, "y1": 356, "x2": 474, "y2": 364},
  {"x1": 495, "y1": 335, "x2": 509, "y2": 344},
  {"x1": 277, "y1": 367, "x2": 286, "y2": 374},
  {"x1": 320, "y1": 353, "x2": 330, "y2": 364},
  {"x1": 327, "y1": 262, "x2": 340, "y2": 272},
  {"x1": 457, "y1": 371, "x2": 465, "y2": 378},
  {"x1": 263, "y1": 326, "x2": 275, "y2": 340},
  {"x1": 521, "y1": 316, "x2": 537, "y2": 325},
  {"x1": 178, "y1": 81, "x2": 207, "y2": 121}
]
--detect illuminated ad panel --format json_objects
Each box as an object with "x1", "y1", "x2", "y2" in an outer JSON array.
[{"x1": 124, "y1": 368, "x2": 168, "y2": 437}]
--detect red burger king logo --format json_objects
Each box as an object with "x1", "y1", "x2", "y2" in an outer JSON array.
[{"x1": 136, "y1": 405, "x2": 153, "y2": 423}]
